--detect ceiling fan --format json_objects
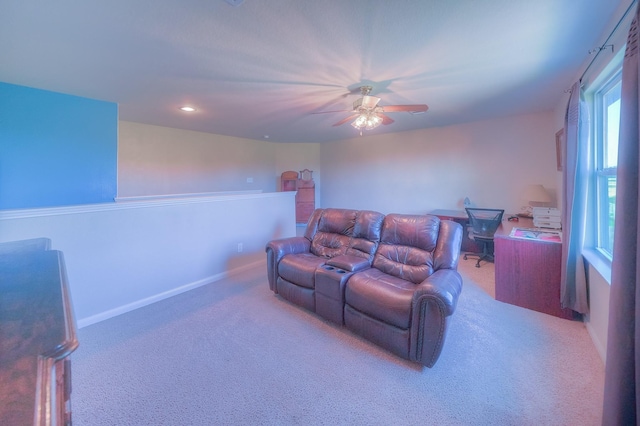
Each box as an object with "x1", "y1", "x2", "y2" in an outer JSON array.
[{"x1": 314, "y1": 86, "x2": 429, "y2": 132}]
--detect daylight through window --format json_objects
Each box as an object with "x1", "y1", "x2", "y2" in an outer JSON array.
[{"x1": 593, "y1": 71, "x2": 621, "y2": 259}]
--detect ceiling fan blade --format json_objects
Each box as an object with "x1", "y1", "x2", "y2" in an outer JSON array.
[
  {"x1": 332, "y1": 114, "x2": 358, "y2": 127},
  {"x1": 381, "y1": 104, "x2": 429, "y2": 113},
  {"x1": 311, "y1": 109, "x2": 353, "y2": 114},
  {"x1": 379, "y1": 113, "x2": 395, "y2": 125}
]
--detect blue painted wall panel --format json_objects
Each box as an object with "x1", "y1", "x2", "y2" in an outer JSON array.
[{"x1": 0, "y1": 82, "x2": 117, "y2": 209}]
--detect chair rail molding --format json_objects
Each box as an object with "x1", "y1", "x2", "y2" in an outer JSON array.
[{"x1": 0, "y1": 191, "x2": 296, "y2": 326}]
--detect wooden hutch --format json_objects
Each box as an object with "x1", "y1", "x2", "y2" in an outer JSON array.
[{"x1": 281, "y1": 169, "x2": 315, "y2": 224}]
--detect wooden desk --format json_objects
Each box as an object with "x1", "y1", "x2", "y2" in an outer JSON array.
[
  {"x1": 494, "y1": 218, "x2": 575, "y2": 319},
  {"x1": 0, "y1": 250, "x2": 79, "y2": 425},
  {"x1": 429, "y1": 211, "x2": 573, "y2": 319}
]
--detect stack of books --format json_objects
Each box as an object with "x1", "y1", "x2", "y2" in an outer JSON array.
[{"x1": 533, "y1": 207, "x2": 561, "y2": 229}]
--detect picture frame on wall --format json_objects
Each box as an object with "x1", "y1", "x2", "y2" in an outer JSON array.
[{"x1": 555, "y1": 129, "x2": 564, "y2": 171}]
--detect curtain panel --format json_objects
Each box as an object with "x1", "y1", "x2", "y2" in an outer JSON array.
[
  {"x1": 561, "y1": 82, "x2": 590, "y2": 315},
  {"x1": 602, "y1": 5, "x2": 640, "y2": 424}
]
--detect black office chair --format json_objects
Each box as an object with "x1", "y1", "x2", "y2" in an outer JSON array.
[{"x1": 463, "y1": 208, "x2": 504, "y2": 268}]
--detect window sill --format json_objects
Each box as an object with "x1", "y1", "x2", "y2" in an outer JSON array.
[{"x1": 582, "y1": 248, "x2": 612, "y2": 285}]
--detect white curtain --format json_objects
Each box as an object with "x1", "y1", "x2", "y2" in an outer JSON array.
[{"x1": 560, "y1": 81, "x2": 590, "y2": 314}]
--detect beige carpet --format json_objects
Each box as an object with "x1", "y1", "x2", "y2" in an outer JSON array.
[
  {"x1": 458, "y1": 255, "x2": 497, "y2": 298},
  {"x1": 71, "y1": 258, "x2": 604, "y2": 425}
]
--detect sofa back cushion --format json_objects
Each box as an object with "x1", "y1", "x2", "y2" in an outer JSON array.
[
  {"x1": 304, "y1": 208, "x2": 324, "y2": 241},
  {"x1": 345, "y1": 210, "x2": 384, "y2": 261},
  {"x1": 307, "y1": 208, "x2": 384, "y2": 261},
  {"x1": 310, "y1": 208, "x2": 357, "y2": 258},
  {"x1": 372, "y1": 214, "x2": 440, "y2": 284}
]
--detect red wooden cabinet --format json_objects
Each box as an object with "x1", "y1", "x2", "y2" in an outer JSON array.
[
  {"x1": 280, "y1": 171, "x2": 298, "y2": 192},
  {"x1": 281, "y1": 170, "x2": 315, "y2": 224},
  {"x1": 494, "y1": 220, "x2": 575, "y2": 319},
  {"x1": 295, "y1": 178, "x2": 315, "y2": 224}
]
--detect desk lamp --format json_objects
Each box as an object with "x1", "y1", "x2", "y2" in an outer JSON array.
[{"x1": 518, "y1": 184, "x2": 552, "y2": 217}]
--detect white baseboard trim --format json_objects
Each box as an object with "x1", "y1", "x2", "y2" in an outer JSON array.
[
  {"x1": 77, "y1": 259, "x2": 265, "y2": 329},
  {"x1": 585, "y1": 321, "x2": 607, "y2": 365}
]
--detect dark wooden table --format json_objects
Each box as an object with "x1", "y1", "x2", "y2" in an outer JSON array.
[{"x1": 0, "y1": 250, "x2": 78, "y2": 425}]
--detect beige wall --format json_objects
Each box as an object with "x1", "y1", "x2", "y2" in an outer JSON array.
[
  {"x1": 118, "y1": 121, "x2": 278, "y2": 197},
  {"x1": 319, "y1": 111, "x2": 557, "y2": 215},
  {"x1": 585, "y1": 265, "x2": 611, "y2": 361},
  {"x1": 118, "y1": 112, "x2": 557, "y2": 218}
]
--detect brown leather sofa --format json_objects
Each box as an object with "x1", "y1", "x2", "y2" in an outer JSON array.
[{"x1": 266, "y1": 208, "x2": 463, "y2": 367}]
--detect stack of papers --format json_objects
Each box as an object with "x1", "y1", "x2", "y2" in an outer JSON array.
[
  {"x1": 509, "y1": 227, "x2": 562, "y2": 243},
  {"x1": 532, "y1": 207, "x2": 562, "y2": 229}
]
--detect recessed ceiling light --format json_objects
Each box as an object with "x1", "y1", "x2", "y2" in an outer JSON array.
[{"x1": 179, "y1": 106, "x2": 196, "y2": 112}]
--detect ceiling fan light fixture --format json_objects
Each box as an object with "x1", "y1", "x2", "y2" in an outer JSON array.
[
  {"x1": 351, "y1": 111, "x2": 382, "y2": 131},
  {"x1": 323, "y1": 84, "x2": 428, "y2": 132},
  {"x1": 368, "y1": 114, "x2": 382, "y2": 129}
]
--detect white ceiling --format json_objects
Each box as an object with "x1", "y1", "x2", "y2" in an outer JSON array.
[{"x1": 0, "y1": 0, "x2": 627, "y2": 143}]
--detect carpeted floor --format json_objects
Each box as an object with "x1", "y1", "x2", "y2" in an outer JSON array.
[{"x1": 71, "y1": 257, "x2": 604, "y2": 425}]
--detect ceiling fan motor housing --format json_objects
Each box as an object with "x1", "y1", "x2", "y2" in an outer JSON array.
[{"x1": 353, "y1": 95, "x2": 381, "y2": 111}]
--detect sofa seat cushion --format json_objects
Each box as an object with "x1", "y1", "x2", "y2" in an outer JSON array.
[
  {"x1": 345, "y1": 268, "x2": 415, "y2": 329},
  {"x1": 278, "y1": 253, "x2": 326, "y2": 289}
]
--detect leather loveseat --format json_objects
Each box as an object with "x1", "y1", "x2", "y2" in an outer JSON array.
[{"x1": 265, "y1": 208, "x2": 463, "y2": 367}]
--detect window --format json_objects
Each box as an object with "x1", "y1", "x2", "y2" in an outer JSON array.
[{"x1": 592, "y1": 70, "x2": 621, "y2": 259}]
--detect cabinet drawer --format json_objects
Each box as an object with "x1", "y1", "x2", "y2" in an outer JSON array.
[
  {"x1": 296, "y1": 202, "x2": 315, "y2": 223},
  {"x1": 296, "y1": 189, "x2": 314, "y2": 202}
]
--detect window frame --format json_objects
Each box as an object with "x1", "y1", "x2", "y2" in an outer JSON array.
[
  {"x1": 593, "y1": 70, "x2": 621, "y2": 260},
  {"x1": 583, "y1": 57, "x2": 623, "y2": 282}
]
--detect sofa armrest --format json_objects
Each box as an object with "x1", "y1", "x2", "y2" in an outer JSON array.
[
  {"x1": 265, "y1": 237, "x2": 311, "y2": 292},
  {"x1": 409, "y1": 268, "x2": 463, "y2": 366},
  {"x1": 266, "y1": 236, "x2": 311, "y2": 259},
  {"x1": 413, "y1": 268, "x2": 463, "y2": 316}
]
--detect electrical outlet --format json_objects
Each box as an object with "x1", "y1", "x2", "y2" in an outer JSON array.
[
  {"x1": 237, "y1": 243, "x2": 243, "y2": 252},
  {"x1": 246, "y1": 177, "x2": 253, "y2": 183}
]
